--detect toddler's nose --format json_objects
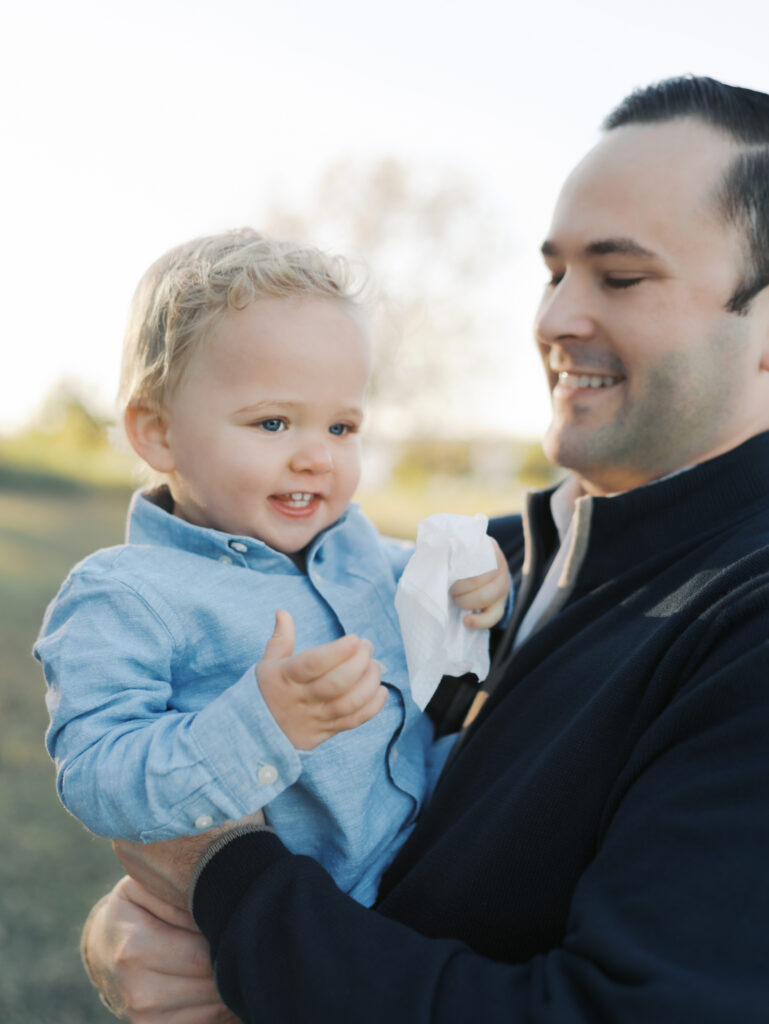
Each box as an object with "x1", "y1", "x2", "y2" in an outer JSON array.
[{"x1": 290, "y1": 441, "x2": 334, "y2": 473}]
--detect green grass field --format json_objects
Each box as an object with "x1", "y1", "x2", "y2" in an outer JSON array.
[
  {"x1": 0, "y1": 474, "x2": 527, "y2": 1022},
  {"x1": 0, "y1": 482, "x2": 131, "y2": 1023}
]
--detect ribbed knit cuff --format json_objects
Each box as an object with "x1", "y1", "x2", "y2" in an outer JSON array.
[{"x1": 190, "y1": 825, "x2": 288, "y2": 950}]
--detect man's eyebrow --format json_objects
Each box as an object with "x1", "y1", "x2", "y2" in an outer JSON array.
[
  {"x1": 586, "y1": 238, "x2": 658, "y2": 258},
  {"x1": 540, "y1": 238, "x2": 659, "y2": 259}
]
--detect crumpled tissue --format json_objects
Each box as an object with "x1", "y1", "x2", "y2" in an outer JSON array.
[{"x1": 395, "y1": 512, "x2": 498, "y2": 711}]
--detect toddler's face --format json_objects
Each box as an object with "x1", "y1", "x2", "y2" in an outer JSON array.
[{"x1": 160, "y1": 296, "x2": 369, "y2": 553}]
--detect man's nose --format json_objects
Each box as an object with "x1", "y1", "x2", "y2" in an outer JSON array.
[
  {"x1": 289, "y1": 439, "x2": 334, "y2": 474},
  {"x1": 534, "y1": 275, "x2": 595, "y2": 346}
]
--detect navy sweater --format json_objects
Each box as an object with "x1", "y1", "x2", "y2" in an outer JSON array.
[{"x1": 192, "y1": 434, "x2": 769, "y2": 1023}]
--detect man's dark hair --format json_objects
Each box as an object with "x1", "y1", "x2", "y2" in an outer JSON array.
[{"x1": 603, "y1": 75, "x2": 769, "y2": 314}]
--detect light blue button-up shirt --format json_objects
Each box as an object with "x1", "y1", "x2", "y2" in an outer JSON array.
[{"x1": 35, "y1": 488, "x2": 454, "y2": 905}]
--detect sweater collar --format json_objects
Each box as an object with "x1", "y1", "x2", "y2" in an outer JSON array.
[{"x1": 525, "y1": 431, "x2": 769, "y2": 594}]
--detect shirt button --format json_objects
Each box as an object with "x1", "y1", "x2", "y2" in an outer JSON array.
[
  {"x1": 258, "y1": 764, "x2": 279, "y2": 786},
  {"x1": 391, "y1": 747, "x2": 399, "y2": 763},
  {"x1": 218, "y1": 554, "x2": 233, "y2": 565},
  {"x1": 194, "y1": 814, "x2": 214, "y2": 829},
  {"x1": 229, "y1": 541, "x2": 248, "y2": 553}
]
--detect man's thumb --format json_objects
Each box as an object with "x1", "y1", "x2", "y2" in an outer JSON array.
[{"x1": 264, "y1": 609, "x2": 295, "y2": 660}]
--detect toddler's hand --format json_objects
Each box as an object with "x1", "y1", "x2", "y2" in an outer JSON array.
[
  {"x1": 256, "y1": 610, "x2": 388, "y2": 750},
  {"x1": 449, "y1": 537, "x2": 510, "y2": 629}
]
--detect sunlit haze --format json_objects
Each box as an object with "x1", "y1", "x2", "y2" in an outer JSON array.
[{"x1": 4, "y1": 0, "x2": 769, "y2": 439}]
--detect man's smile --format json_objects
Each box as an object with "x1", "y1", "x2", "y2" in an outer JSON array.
[
  {"x1": 555, "y1": 372, "x2": 625, "y2": 390},
  {"x1": 547, "y1": 351, "x2": 627, "y2": 395}
]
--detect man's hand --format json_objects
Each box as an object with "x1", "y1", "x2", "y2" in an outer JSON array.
[
  {"x1": 450, "y1": 538, "x2": 511, "y2": 629},
  {"x1": 82, "y1": 875, "x2": 237, "y2": 1023},
  {"x1": 256, "y1": 609, "x2": 388, "y2": 749}
]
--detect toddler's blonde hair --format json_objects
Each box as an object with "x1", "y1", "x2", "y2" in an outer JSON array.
[{"x1": 119, "y1": 228, "x2": 364, "y2": 412}]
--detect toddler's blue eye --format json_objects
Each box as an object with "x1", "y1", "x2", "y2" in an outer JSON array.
[
  {"x1": 328, "y1": 423, "x2": 348, "y2": 436},
  {"x1": 259, "y1": 418, "x2": 285, "y2": 432}
]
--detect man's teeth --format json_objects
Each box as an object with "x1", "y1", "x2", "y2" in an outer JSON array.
[
  {"x1": 279, "y1": 493, "x2": 316, "y2": 508},
  {"x1": 558, "y1": 372, "x2": 621, "y2": 389}
]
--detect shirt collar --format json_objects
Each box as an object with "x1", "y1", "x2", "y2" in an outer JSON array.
[
  {"x1": 549, "y1": 476, "x2": 582, "y2": 544},
  {"x1": 528, "y1": 432, "x2": 769, "y2": 600},
  {"x1": 126, "y1": 486, "x2": 353, "y2": 568}
]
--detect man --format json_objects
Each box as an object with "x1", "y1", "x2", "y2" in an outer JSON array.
[{"x1": 84, "y1": 75, "x2": 769, "y2": 1022}]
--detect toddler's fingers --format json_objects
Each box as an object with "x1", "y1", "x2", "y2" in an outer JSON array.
[
  {"x1": 304, "y1": 639, "x2": 376, "y2": 701},
  {"x1": 451, "y1": 538, "x2": 509, "y2": 597},
  {"x1": 261, "y1": 609, "x2": 296, "y2": 662},
  {"x1": 325, "y1": 680, "x2": 389, "y2": 733},
  {"x1": 463, "y1": 599, "x2": 506, "y2": 630},
  {"x1": 321, "y1": 660, "x2": 385, "y2": 720},
  {"x1": 284, "y1": 633, "x2": 367, "y2": 685},
  {"x1": 452, "y1": 577, "x2": 506, "y2": 611},
  {"x1": 449, "y1": 568, "x2": 500, "y2": 598}
]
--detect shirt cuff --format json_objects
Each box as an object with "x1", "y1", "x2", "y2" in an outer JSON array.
[{"x1": 185, "y1": 664, "x2": 303, "y2": 816}]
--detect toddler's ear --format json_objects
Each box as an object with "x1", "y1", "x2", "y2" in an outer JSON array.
[{"x1": 124, "y1": 405, "x2": 176, "y2": 473}]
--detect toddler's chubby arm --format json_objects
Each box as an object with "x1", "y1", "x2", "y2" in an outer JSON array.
[
  {"x1": 256, "y1": 610, "x2": 388, "y2": 750},
  {"x1": 449, "y1": 537, "x2": 511, "y2": 629},
  {"x1": 36, "y1": 571, "x2": 316, "y2": 842}
]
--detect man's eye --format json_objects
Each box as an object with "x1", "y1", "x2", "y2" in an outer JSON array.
[
  {"x1": 605, "y1": 276, "x2": 644, "y2": 290},
  {"x1": 256, "y1": 418, "x2": 286, "y2": 432},
  {"x1": 328, "y1": 423, "x2": 349, "y2": 436}
]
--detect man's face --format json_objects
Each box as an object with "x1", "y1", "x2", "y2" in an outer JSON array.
[{"x1": 535, "y1": 119, "x2": 769, "y2": 495}]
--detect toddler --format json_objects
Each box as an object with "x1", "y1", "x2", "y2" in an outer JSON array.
[{"x1": 35, "y1": 230, "x2": 509, "y2": 906}]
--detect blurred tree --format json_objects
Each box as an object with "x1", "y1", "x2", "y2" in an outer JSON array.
[
  {"x1": 32, "y1": 380, "x2": 110, "y2": 449},
  {"x1": 0, "y1": 381, "x2": 137, "y2": 487},
  {"x1": 516, "y1": 440, "x2": 563, "y2": 489},
  {"x1": 264, "y1": 159, "x2": 513, "y2": 437}
]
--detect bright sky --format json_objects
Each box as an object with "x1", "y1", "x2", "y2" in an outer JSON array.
[{"x1": 4, "y1": 0, "x2": 769, "y2": 439}]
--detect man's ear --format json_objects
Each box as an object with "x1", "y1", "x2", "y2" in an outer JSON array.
[
  {"x1": 754, "y1": 287, "x2": 769, "y2": 373},
  {"x1": 124, "y1": 405, "x2": 176, "y2": 473},
  {"x1": 760, "y1": 336, "x2": 769, "y2": 374}
]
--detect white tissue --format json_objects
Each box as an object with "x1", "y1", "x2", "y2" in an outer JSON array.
[{"x1": 395, "y1": 513, "x2": 498, "y2": 711}]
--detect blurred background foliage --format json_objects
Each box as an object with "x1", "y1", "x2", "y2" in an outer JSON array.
[{"x1": 265, "y1": 158, "x2": 515, "y2": 438}]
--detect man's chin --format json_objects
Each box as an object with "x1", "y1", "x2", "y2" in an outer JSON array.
[
  {"x1": 541, "y1": 427, "x2": 631, "y2": 494},
  {"x1": 541, "y1": 425, "x2": 592, "y2": 474}
]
